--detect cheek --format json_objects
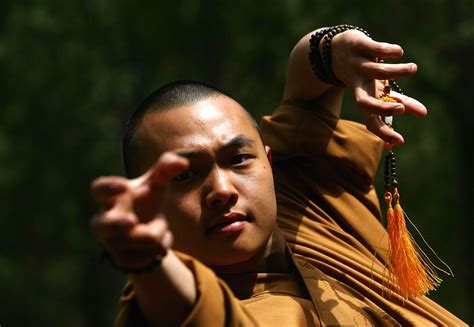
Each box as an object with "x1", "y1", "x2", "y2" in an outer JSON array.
[
  {"x1": 241, "y1": 163, "x2": 276, "y2": 212},
  {"x1": 163, "y1": 191, "x2": 202, "y2": 230},
  {"x1": 260, "y1": 171, "x2": 277, "y2": 213},
  {"x1": 163, "y1": 191, "x2": 205, "y2": 254},
  {"x1": 257, "y1": 162, "x2": 275, "y2": 191},
  {"x1": 261, "y1": 165, "x2": 277, "y2": 210}
]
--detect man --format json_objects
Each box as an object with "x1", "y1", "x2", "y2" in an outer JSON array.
[{"x1": 91, "y1": 28, "x2": 466, "y2": 325}]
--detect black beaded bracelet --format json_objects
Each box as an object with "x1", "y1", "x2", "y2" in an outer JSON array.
[
  {"x1": 309, "y1": 27, "x2": 332, "y2": 84},
  {"x1": 101, "y1": 250, "x2": 163, "y2": 274},
  {"x1": 309, "y1": 24, "x2": 371, "y2": 87}
]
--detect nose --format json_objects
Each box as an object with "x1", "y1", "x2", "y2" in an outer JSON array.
[{"x1": 205, "y1": 168, "x2": 238, "y2": 208}]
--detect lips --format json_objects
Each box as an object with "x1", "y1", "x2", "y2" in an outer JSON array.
[{"x1": 206, "y1": 212, "x2": 250, "y2": 234}]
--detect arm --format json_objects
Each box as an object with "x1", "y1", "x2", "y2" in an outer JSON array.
[
  {"x1": 91, "y1": 153, "x2": 196, "y2": 325},
  {"x1": 262, "y1": 26, "x2": 429, "y2": 266},
  {"x1": 128, "y1": 251, "x2": 196, "y2": 325},
  {"x1": 282, "y1": 28, "x2": 427, "y2": 144},
  {"x1": 282, "y1": 30, "x2": 333, "y2": 103},
  {"x1": 267, "y1": 28, "x2": 467, "y2": 326}
]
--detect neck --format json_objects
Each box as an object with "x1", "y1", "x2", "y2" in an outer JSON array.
[{"x1": 211, "y1": 226, "x2": 291, "y2": 276}]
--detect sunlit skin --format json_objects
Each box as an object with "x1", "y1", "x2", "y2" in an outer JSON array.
[{"x1": 134, "y1": 95, "x2": 286, "y2": 271}]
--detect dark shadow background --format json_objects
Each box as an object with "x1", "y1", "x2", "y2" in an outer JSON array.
[{"x1": 0, "y1": 1, "x2": 472, "y2": 325}]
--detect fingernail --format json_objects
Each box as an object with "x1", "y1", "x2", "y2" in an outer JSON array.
[{"x1": 393, "y1": 134, "x2": 404, "y2": 145}]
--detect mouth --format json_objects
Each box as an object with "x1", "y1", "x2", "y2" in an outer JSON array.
[{"x1": 206, "y1": 212, "x2": 250, "y2": 235}]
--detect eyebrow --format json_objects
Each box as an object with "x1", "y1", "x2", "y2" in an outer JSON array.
[
  {"x1": 222, "y1": 134, "x2": 255, "y2": 150},
  {"x1": 174, "y1": 134, "x2": 255, "y2": 159}
]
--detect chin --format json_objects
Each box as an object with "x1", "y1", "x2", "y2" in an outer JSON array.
[
  {"x1": 204, "y1": 235, "x2": 272, "y2": 269},
  {"x1": 207, "y1": 249, "x2": 258, "y2": 267}
]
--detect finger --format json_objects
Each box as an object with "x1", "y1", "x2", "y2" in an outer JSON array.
[
  {"x1": 110, "y1": 249, "x2": 162, "y2": 269},
  {"x1": 359, "y1": 38, "x2": 404, "y2": 59},
  {"x1": 355, "y1": 87, "x2": 405, "y2": 116},
  {"x1": 130, "y1": 152, "x2": 189, "y2": 196},
  {"x1": 147, "y1": 152, "x2": 190, "y2": 187},
  {"x1": 161, "y1": 230, "x2": 174, "y2": 249},
  {"x1": 388, "y1": 91, "x2": 428, "y2": 118},
  {"x1": 360, "y1": 62, "x2": 417, "y2": 80},
  {"x1": 91, "y1": 176, "x2": 128, "y2": 204},
  {"x1": 128, "y1": 153, "x2": 189, "y2": 219},
  {"x1": 126, "y1": 217, "x2": 170, "y2": 247},
  {"x1": 90, "y1": 210, "x2": 137, "y2": 237},
  {"x1": 99, "y1": 217, "x2": 170, "y2": 253},
  {"x1": 364, "y1": 114, "x2": 405, "y2": 145}
]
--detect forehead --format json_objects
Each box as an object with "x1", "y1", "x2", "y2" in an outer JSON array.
[{"x1": 138, "y1": 95, "x2": 260, "y2": 153}]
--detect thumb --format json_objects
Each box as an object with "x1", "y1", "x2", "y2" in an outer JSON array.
[
  {"x1": 129, "y1": 152, "x2": 189, "y2": 195},
  {"x1": 146, "y1": 152, "x2": 190, "y2": 188}
]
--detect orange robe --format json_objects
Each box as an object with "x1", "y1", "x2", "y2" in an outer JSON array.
[{"x1": 116, "y1": 104, "x2": 466, "y2": 326}]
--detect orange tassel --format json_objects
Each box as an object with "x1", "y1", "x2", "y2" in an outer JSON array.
[
  {"x1": 380, "y1": 79, "x2": 452, "y2": 298},
  {"x1": 386, "y1": 189, "x2": 440, "y2": 298}
]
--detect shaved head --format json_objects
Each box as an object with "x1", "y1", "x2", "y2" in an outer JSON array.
[{"x1": 122, "y1": 81, "x2": 261, "y2": 178}]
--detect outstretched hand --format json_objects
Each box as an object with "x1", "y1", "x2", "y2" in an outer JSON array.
[
  {"x1": 90, "y1": 152, "x2": 189, "y2": 270},
  {"x1": 331, "y1": 29, "x2": 427, "y2": 145}
]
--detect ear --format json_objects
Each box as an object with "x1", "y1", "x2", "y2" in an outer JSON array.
[{"x1": 265, "y1": 146, "x2": 272, "y2": 166}]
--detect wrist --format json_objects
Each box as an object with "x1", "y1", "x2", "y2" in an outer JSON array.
[
  {"x1": 101, "y1": 250, "x2": 164, "y2": 274},
  {"x1": 309, "y1": 24, "x2": 371, "y2": 87},
  {"x1": 129, "y1": 250, "x2": 197, "y2": 325}
]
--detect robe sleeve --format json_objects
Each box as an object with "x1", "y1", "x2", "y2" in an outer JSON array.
[
  {"x1": 115, "y1": 252, "x2": 258, "y2": 327},
  {"x1": 261, "y1": 103, "x2": 384, "y2": 187},
  {"x1": 261, "y1": 103, "x2": 389, "y2": 263},
  {"x1": 260, "y1": 102, "x2": 467, "y2": 326}
]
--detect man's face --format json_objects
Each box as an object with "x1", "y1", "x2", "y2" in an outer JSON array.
[{"x1": 137, "y1": 95, "x2": 277, "y2": 266}]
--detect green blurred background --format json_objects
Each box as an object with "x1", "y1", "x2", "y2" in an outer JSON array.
[{"x1": 1, "y1": 0, "x2": 472, "y2": 325}]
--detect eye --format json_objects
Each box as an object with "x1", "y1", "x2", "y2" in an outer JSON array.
[
  {"x1": 229, "y1": 153, "x2": 252, "y2": 166},
  {"x1": 172, "y1": 169, "x2": 198, "y2": 182}
]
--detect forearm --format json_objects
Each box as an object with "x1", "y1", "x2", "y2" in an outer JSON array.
[
  {"x1": 282, "y1": 29, "x2": 344, "y2": 118},
  {"x1": 128, "y1": 250, "x2": 197, "y2": 326}
]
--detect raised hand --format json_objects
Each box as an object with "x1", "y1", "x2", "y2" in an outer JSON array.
[
  {"x1": 331, "y1": 29, "x2": 428, "y2": 144},
  {"x1": 90, "y1": 152, "x2": 189, "y2": 271}
]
